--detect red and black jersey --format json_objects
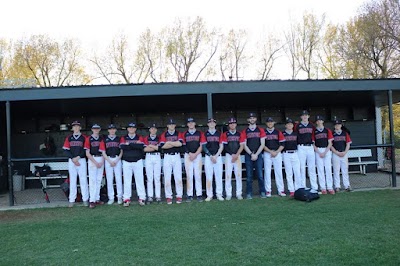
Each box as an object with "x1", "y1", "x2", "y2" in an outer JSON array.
[
  {"x1": 264, "y1": 128, "x2": 285, "y2": 151},
  {"x1": 204, "y1": 130, "x2": 223, "y2": 155},
  {"x1": 84, "y1": 135, "x2": 104, "y2": 156},
  {"x1": 159, "y1": 130, "x2": 183, "y2": 154},
  {"x1": 100, "y1": 135, "x2": 121, "y2": 157},
  {"x1": 223, "y1": 130, "x2": 245, "y2": 155},
  {"x1": 242, "y1": 126, "x2": 266, "y2": 153},
  {"x1": 182, "y1": 130, "x2": 206, "y2": 153},
  {"x1": 314, "y1": 127, "x2": 334, "y2": 148},
  {"x1": 283, "y1": 131, "x2": 298, "y2": 151},
  {"x1": 63, "y1": 134, "x2": 86, "y2": 158},
  {"x1": 332, "y1": 130, "x2": 352, "y2": 152},
  {"x1": 120, "y1": 134, "x2": 144, "y2": 162},
  {"x1": 143, "y1": 135, "x2": 160, "y2": 153},
  {"x1": 295, "y1": 122, "x2": 315, "y2": 145}
]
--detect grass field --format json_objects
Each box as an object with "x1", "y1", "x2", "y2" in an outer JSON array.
[{"x1": 1, "y1": 190, "x2": 399, "y2": 265}]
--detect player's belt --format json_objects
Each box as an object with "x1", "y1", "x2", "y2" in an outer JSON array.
[
  {"x1": 284, "y1": 150, "x2": 296, "y2": 153},
  {"x1": 316, "y1": 146, "x2": 327, "y2": 148},
  {"x1": 108, "y1": 155, "x2": 118, "y2": 158},
  {"x1": 165, "y1": 152, "x2": 180, "y2": 155},
  {"x1": 147, "y1": 152, "x2": 160, "y2": 155},
  {"x1": 92, "y1": 155, "x2": 102, "y2": 157},
  {"x1": 298, "y1": 144, "x2": 313, "y2": 146}
]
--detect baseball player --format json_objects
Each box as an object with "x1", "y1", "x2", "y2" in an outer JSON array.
[
  {"x1": 296, "y1": 110, "x2": 318, "y2": 192},
  {"x1": 243, "y1": 112, "x2": 266, "y2": 199},
  {"x1": 120, "y1": 122, "x2": 146, "y2": 207},
  {"x1": 223, "y1": 117, "x2": 245, "y2": 200},
  {"x1": 263, "y1": 117, "x2": 286, "y2": 197},
  {"x1": 85, "y1": 124, "x2": 105, "y2": 209},
  {"x1": 331, "y1": 119, "x2": 352, "y2": 192},
  {"x1": 143, "y1": 123, "x2": 162, "y2": 204},
  {"x1": 313, "y1": 115, "x2": 335, "y2": 195},
  {"x1": 160, "y1": 118, "x2": 184, "y2": 205},
  {"x1": 101, "y1": 124, "x2": 123, "y2": 205},
  {"x1": 203, "y1": 118, "x2": 224, "y2": 202},
  {"x1": 282, "y1": 118, "x2": 301, "y2": 197},
  {"x1": 62, "y1": 121, "x2": 89, "y2": 207},
  {"x1": 182, "y1": 117, "x2": 206, "y2": 202}
]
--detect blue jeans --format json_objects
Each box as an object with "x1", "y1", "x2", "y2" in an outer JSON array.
[{"x1": 245, "y1": 153, "x2": 265, "y2": 196}]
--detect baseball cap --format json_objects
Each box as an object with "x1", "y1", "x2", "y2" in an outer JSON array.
[
  {"x1": 207, "y1": 118, "x2": 216, "y2": 123},
  {"x1": 315, "y1": 115, "x2": 324, "y2": 121},
  {"x1": 187, "y1": 117, "x2": 195, "y2": 123},
  {"x1": 285, "y1": 118, "x2": 294, "y2": 124},
  {"x1": 301, "y1": 110, "x2": 310, "y2": 116},
  {"x1": 149, "y1": 123, "x2": 157, "y2": 128},
  {"x1": 108, "y1": 124, "x2": 117, "y2": 129},
  {"x1": 248, "y1": 112, "x2": 257, "y2": 118},
  {"x1": 228, "y1": 117, "x2": 237, "y2": 124},
  {"x1": 127, "y1": 122, "x2": 137, "y2": 128},
  {"x1": 334, "y1": 119, "x2": 342, "y2": 125},
  {"x1": 167, "y1": 118, "x2": 175, "y2": 125},
  {"x1": 91, "y1": 124, "x2": 101, "y2": 129},
  {"x1": 71, "y1": 121, "x2": 81, "y2": 126},
  {"x1": 265, "y1": 117, "x2": 274, "y2": 123}
]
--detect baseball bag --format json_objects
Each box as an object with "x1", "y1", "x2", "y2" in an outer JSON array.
[
  {"x1": 294, "y1": 188, "x2": 320, "y2": 202},
  {"x1": 34, "y1": 164, "x2": 51, "y2": 177}
]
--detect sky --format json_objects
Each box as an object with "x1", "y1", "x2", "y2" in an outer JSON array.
[{"x1": 1, "y1": 0, "x2": 369, "y2": 80}]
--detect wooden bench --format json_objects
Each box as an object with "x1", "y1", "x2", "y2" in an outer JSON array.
[
  {"x1": 26, "y1": 162, "x2": 69, "y2": 188},
  {"x1": 347, "y1": 149, "x2": 378, "y2": 175}
]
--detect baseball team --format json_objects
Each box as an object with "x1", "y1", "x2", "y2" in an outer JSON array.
[{"x1": 62, "y1": 110, "x2": 352, "y2": 208}]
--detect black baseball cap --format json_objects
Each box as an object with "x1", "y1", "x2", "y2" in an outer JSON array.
[
  {"x1": 149, "y1": 123, "x2": 157, "y2": 128},
  {"x1": 91, "y1": 124, "x2": 101, "y2": 129},
  {"x1": 228, "y1": 117, "x2": 237, "y2": 124},
  {"x1": 248, "y1": 112, "x2": 257, "y2": 118},
  {"x1": 108, "y1": 124, "x2": 117, "y2": 129},
  {"x1": 71, "y1": 121, "x2": 81, "y2": 126},
  {"x1": 187, "y1": 117, "x2": 195, "y2": 123},
  {"x1": 301, "y1": 110, "x2": 310, "y2": 116},
  {"x1": 315, "y1": 115, "x2": 324, "y2": 121},
  {"x1": 208, "y1": 118, "x2": 216, "y2": 123},
  {"x1": 265, "y1": 117, "x2": 274, "y2": 122},
  {"x1": 127, "y1": 122, "x2": 136, "y2": 128},
  {"x1": 334, "y1": 119, "x2": 342, "y2": 125},
  {"x1": 285, "y1": 118, "x2": 294, "y2": 124},
  {"x1": 167, "y1": 118, "x2": 175, "y2": 125}
]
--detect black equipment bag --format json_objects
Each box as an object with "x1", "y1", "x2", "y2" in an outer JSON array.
[
  {"x1": 294, "y1": 188, "x2": 320, "y2": 202},
  {"x1": 34, "y1": 164, "x2": 52, "y2": 177}
]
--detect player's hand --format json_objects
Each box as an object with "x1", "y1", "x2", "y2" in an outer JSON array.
[
  {"x1": 189, "y1": 153, "x2": 196, "y2": 161},
  {"x1": 319, "y1": 153, "x2": 325, "y2": 158},
  {"x1": 110, "y1": 161, "x2": 116, "y2": 167},
  {"x1": 231, "y1": 154, "x2": 238, "y2": 163},
  {"x1": 271, "y1": 151, "x2": 277, "y2": 158},
  {"x1": 74, "y1": 161, "x2": 81, "y2": 166},
  {"x1": 338, "y1": 152, "x2": 346, "y2": 157},
  {"x1": 211, "y1": 156, "x2": 217, "y2": 164},
  {"x1": 251, "y1": 153, "x2": 257, "y2": 161}
]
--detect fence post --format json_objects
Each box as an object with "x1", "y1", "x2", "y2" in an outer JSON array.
[
  {"x1": 6, "y1": 101, "x2": 14, "y2": 206},
  {"x1": 387, "y1": 90, "x2": 397, "y2": 187}
]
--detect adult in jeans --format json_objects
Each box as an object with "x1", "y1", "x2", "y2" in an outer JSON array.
[{"x1": 242, "y1": 112, "x2": 266, "y2": 199}]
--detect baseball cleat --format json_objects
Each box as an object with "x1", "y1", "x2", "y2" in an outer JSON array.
[
  {"x1": 166, "y1": 198, "x2": 172, "y2": 205},
  {"x1": 156, "y1": 198, "x2": 162, "y2": 204},
  {"x1": 205, "y1": 196, "x2": 213, "y2": 202},
  {"x1": 83, "y1": 201, "x2": 89, "y2": 207},
  {"x1": 217, "y1": 196, "x2": 224, "y2": 201},
  {"x1": 260, "y1": 192, "x2": 267, "y2": 198},
  {"x1": 321, "y1": 190, "x2": 327, "y2": 195},
  {"x1": 279, "y1": 192, "x2": 287, "y2": 197},
  {"x1": 197, "y1": 196, "x2": 203, "y2": 202},
  {"x1": 147, "y1": 197, "x2": 153, "y2": 204},
  {"x1": 123, "y1": 200, "x2": 130, "y2": 207},
  {"x1": 335, "y1": 188, "x2": 341, "y2": 193},
  {"x1": 186, "y1": 196, "x2": 193, "y2": 203},
  {"x1": 117, "y1": 198, "x2": 123, "y2": 205},
  {"x1": 138, "y1": 199, "x2": 145, "y2": 206},
  {"x1": 96, "y1": 201, "x2": 105, "y2": 205},
  {"x1": 68, "y1": 202, "x2": 74, "y2": 208},
  {"x1": 89, "y1": 202, "x2": 96, "y2": 209},
  {"x1": 266, "y1": 192, "x2": 272, "y2": 198},
  {"x1": 226, "y1": 196, "x2": 232, "y2": 201},
  {"x1": 246, "y1": 194, "x2": 252, "y2": 200},
  {"x1": 328, "y1": 189, "x2": 335, "y2": 195},
  {"x1": 289, "y1": 192, "x2": 295, "y2": 198},
  {"x1": 345, "y1": 186, "x2": 352, "y2": 192},
  {"x1": 107, "y1": 199, "x2": 114, "y2": 205},
  {"x1": 176, "y1": 197, "x2": 182, "y2": 204},
  {"x1": 237, "y1": 195, "x2": 243, "y2": 200}
]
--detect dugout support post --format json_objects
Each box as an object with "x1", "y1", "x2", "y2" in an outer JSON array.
[
  {"x1": 6, "y1": 101, "x2": 14, "y2": 206},
  {"x1": 388, "y1": 90, "x2": 397, "y2": 187}
]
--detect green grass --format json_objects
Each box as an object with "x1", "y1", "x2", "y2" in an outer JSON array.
[{"x1": 1, "y1": 190, "x2": 400, "y2": 265}]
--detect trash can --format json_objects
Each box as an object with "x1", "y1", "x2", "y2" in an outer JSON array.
[{"x1": 13, "y1": 174, "x2": 25, "y2": 192}]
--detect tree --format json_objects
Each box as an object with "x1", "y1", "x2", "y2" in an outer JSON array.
[
  {"x1": 12, "y1": 35, "x2": 89, "y2": 87},
  {"x1": 256, "y1": 32, "x2": 284, "y2": 80},
  {"x1": 165, "y1": 17, "x2": 219, "y2": 82},
  {"x1": 219, "y1": 29, "x2": 248, "y2": 81}
]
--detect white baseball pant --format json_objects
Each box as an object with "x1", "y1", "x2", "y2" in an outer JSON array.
[
  {"x1": 225, "y1": 154, "x2": 243, "y2": 198},
  {"x1": 263, "y1": 152, "x2": 285, "y2": 194},
  {"x1": 205, "y1": 155, "x2": 223, "y2": 198},
  {"x1": 145, "y1": 153, "x2": 162, "y2": 199},
  {"x1": 282, "y1": 151, "x2": 301, "y2": 192},
  {"x1": 122, "y1": 159, "x2": 146, "y2": 201},
  {"x1": 68, "y1": 158, "x2": 89, "y2": 203},
  {"x1": 185, "y1": 153, "x2": 203, "y2": 197},
  {"x1": 297, "y1": 145, "x2": 318, "y2": 190},
  {"x1": 315, "y1": 148, "x2": 333, "y2": 190},
  {"x1": 163, "y1": 153, "x2": 183, "y2": 199},
  {"x1": 105, "y1": 156, "x2": 123, "y2": 201},
  {"x1": 88, "y1": 156, "x2": 105, "y2": 203},
  {"x1": 332, "y1": 153, "x2": 351, "y2": 189}
]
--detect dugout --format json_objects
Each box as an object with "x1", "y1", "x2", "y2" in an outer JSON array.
[{"x1": 0, "y1": 79, "x2": 399, "y2": 205}]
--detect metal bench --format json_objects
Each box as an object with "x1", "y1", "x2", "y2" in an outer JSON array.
[
  {"x1": 26, "y1": 162, "x2": 69, "y2": 188},
  {"x1": 347, "y1": 149, "x2": 378, "y2": 175}
]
